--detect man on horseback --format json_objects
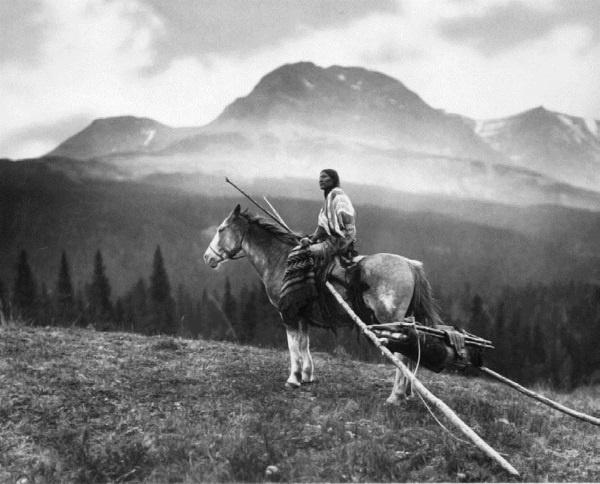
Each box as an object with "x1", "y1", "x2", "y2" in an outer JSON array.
[
  {"x1": 278, "y1": 169, "x2": 356, "y2": 323},
  {"x1": 300, "y1": 169, "x2": 357, "y2": 263},
  {"x1": 205, "y1": 180, "x2": 442, "y2": 395}
]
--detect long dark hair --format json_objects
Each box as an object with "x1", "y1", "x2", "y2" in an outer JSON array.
[{"x1": 321, "y1": 169, "x2": 340, "y2": 197}]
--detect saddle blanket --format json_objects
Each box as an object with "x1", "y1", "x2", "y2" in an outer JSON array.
[{"x1": 279, "y1": 245, "x2": 317, "y2": 322}]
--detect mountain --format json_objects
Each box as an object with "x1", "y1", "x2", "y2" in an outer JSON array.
[
  {"x1": 38, "y1": 62, "x2": 600, "y2": 212},
  {"x1": 1, "y1": 159, "x2": 599, "y2": 301},
  {"x1": 474, "y1": 107, "x2": 600, "y2": 191},
  {"x1": 211, "y1": 62, "x2": 498, "y2": 160},
  {"x1": 49, "y1": 116, "x2": 203, "y2": 160}
]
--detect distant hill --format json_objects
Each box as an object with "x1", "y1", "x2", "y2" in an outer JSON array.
[
  {"x1": 1, "y1": 159, "x2": 599, "y2": 301},
  {"x1": 49, "y1": 116, "x2": 204, "y2": 160},
  {"x1": 212, "y1": 62, "x2": 498, "y2": 160},
  {"x1": 474, "y1": 106, "x2": 600, "y2": 191},
  {"x1": 37, "y1": 62, "x2": 600, "y2": 212}
]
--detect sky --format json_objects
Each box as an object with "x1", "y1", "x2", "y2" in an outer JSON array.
[{"x1": 1, "y1": 0, "x2": 599, "y2": 160}]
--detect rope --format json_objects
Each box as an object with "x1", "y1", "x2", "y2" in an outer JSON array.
[
  {"x1": 408, "y1": 318, "x2": 421, "y2": 378},
  {"x1": 408, "y1": 317, "x2": 470, "y2": 447},
  {"x1": 417, "y1": 392, "x2": 472, "y2": 446}
]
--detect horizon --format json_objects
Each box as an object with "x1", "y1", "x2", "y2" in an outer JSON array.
[{"x1": 1, "y1": 0, "x2": 599, "y2": 160}]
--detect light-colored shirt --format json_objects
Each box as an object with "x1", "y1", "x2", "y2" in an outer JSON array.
[{"x1": 316, "y1": 187, "x2": 356, "y2": 243}]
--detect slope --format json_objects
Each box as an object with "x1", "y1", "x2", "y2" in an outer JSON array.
[
  {"x1": 475, "y1": 107, "x2": 600, "y2": 191},
  {"x1": 1, "y1": 325, "x2": 599, "y2": 482},
  {"x1": 3, "y1": 160, "x2": 600, "y2": 302},
  {"x1": 37, "y1": 62, "x2": 600, "y2": 211},
  {"x1": 48, "y1": 116, "x2": 204, "y2": 160}
]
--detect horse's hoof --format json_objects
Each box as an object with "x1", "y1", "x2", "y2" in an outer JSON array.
[
  {"x1": 301, "y1": 378, "x2": 318, "y2": 385},
  {"x1": 386, "y1": 392, "x2": 414, "y2": 405},
  {"x1": 285, "y1": 381, "x2": 301, "y2": 390}
]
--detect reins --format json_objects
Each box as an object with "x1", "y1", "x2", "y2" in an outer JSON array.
[{"x1": 207, "y1": 233, "x2": 246, "y2": 263}]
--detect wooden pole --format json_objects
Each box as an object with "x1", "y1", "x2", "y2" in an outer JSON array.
[
  {"x1": 225, "y1": 177, "x2": 297, "y2": 237},
  {"x1": 326, "y1": 282, "x2": 520, "y2": 477},
  {"x1": 263, "y1": 196, "x2": 294, "y2": 233},
  {"x1": 480, "y1": 366, "x2": 600, "y2": 426}
]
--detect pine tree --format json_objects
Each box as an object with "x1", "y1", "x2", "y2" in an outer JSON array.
[
  {"x1": 196, "y1": 288, "x2": 211, "y2": 338},
  {"x1": 222, "y1": 277, "x2": 239, "y2": 340},
  {"x1": 55, "y1": 251, "x2": 75, "y2": 324},
  {"x1": 12, "y1": 250, "x2": 37, "y2": 321},
  {"x1": 37, "y1": 283, "x2": 53, "y2": 326},
  {"x1": 87, "y1": 250, "x2": 113, "y2": 328},
  {"x1": 238, "y1": 285, "x2": 257, "y2": 344},
  {"x1": 131, "y1": 278, "x2": 148, "y2": 332},
  {"x1": 114, "y1": 297, "x2": 126, "y2": 330},
  {"x1": 253, "y1": 284, "x2": 284, "y2": 348},
  {"x1": 0, "y1": 278, "x2": 7, "y2": 324},
  {"x1": 468, "y1": 294, "x2": 492, "y2": 337},
  {"x1": 148, "y1": 245, "x2": 176, "y2": 334},
  {"x1": 506, "y1": 307, "x2": 523, "y2": 380},
  {"x1": 176, "y1": 284, "x2": 195, "y2": 337}
]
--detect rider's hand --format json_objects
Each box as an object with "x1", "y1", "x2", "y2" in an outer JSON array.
[{"x1": 300, "y1": 237, "x2": 311, "y2": 247}]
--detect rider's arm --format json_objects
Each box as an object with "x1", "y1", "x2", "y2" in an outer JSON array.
[
  {"x1": 337, "y1": 212, "x2": 356, "y2": 243},
  {"x1": 310, "y1": 225, "x2": 327, "y2": 243}
]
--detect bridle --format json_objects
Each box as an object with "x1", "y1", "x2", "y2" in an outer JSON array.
[{"x1": 207, "y1": 228, "x2": 246, "y2": 264}]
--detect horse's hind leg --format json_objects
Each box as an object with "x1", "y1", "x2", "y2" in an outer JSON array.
[
  {"x1": 298, "y1": 319, "x2": 314, "y2": 384},
  {"x1": 386, "y1": 355, "x2": 415, "y2": 405},
  {"x1": 285, "y1": 325, "x2": 303, "y2": 388}
]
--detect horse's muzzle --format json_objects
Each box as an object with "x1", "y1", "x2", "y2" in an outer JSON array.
[{"x1": 203, "y1": 250, "x2": 219, "y2": 269}]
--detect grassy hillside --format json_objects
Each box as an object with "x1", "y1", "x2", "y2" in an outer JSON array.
[{"x1": 1, "y1": 325, "x2": 599, "y2": 482}]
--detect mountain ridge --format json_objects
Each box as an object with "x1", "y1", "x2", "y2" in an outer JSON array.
[
  {"x1": 475, "y1": 106, "x2": 600, "y2": 191},
  {"x1": 39, "y1": 62, "x2": 600, "y2": 211}
]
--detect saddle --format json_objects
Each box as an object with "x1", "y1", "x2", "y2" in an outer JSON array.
[
  {"x1": 279, "y1": 244, "x2": 368, "y2": 328},
  {"x1": 310, "y1": 253, "x2": 369, "y2": 328}
]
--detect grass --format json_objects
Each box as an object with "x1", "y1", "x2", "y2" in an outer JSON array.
[{"x1": 1, "y1": 324, "x2": 599, "y2": 483}]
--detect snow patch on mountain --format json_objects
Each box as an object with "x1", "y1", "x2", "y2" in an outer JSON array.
[
  {"x1": 337, "y1": 73, "x2": 346, "y2": 82},
  {"x1": 557, "y1": 114, "x2": 587, "y2": 143},
  {"x1": 474, "y1": 118, "x2": 507, "y2": 151},
  {"x1": 475, "y1": 118, "x2": 507, "y2": 137},
  {"x1": 584, "y1": 118, "x2": 599, "y2": 137},
  {"x1": 302, "y1": 78, "x2": 315, "y2": 90},
  {"x1": 351, "y1": 81, "x2": 362, "y2": 91},
  {"x1": 143, "y1": 129, "x2": 156, "y2": 146}
]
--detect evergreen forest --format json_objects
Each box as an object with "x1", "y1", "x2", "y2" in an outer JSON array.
[{"x1": 2, "y1": 246, "x2": 599, "y2": 391}]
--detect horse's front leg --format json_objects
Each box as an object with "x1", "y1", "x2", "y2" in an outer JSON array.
[
  {"x1": 285, "y1": 325, "x2": 303, "y2": 388},
  {"x1": 386, "y1": 354, "x2": 415, "y2": 405},
  {"x1": 298, "y1": 319, "x2": 314, "y2": 384}
]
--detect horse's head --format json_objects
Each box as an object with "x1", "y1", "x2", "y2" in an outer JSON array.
[{"x1": 203, "y1": 204, "x2": 249, "y2": 269}]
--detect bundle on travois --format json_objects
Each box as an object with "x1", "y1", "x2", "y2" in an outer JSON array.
[{"x1": 369, "y1": 319, "x2": 492, "y2": 373}]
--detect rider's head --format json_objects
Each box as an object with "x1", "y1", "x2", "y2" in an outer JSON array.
[{"x1": 319, "y1": 169, "x2": 340, "y2": 193}]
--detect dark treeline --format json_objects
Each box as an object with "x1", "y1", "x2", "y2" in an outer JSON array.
[
  {"x1": 439, "y1": 282, "x2": 600, "y2": 389},
  {"x1": 1, "y1": 247, "x2": 599, "y2": 390}
]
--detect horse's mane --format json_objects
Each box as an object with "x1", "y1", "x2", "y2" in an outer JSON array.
[{"x1": 239, "y1": 210, "x2": 299, "y2": 245}]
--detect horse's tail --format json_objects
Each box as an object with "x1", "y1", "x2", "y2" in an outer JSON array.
[{"x1": 407, "y1": 259, "x2": 443, "y2": 327}]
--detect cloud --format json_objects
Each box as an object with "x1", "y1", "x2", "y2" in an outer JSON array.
[
  {"x1": 1, "y1": 0, "x2": 599, "y2": 160},
  {"x1": 137, "y1": 0, "x2": 398, "y2": 71},
  {"x1": 0, "y1": 0, "x2": 400, "y2": 158},
  {"x1": 438, "y1": 0, "x2": 600, "y2": 56},
  {"x1": 0, "y1": 0, "x2": 48, "y2": 65},
  {"x1": 0, "y1": 114, "x2": 91, "y2": 160},
  {"x1": 0, "y1": 0, "x2": 163, "y2": 157}
]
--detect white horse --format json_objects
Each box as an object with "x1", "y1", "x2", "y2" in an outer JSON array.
[{"x1": 204, "y1": 205, "x2": 443, "y2": 403}]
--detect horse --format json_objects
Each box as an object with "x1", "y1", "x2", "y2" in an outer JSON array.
[{"x1": 203, "y1": 204, "x2": 443, "y2": 403}]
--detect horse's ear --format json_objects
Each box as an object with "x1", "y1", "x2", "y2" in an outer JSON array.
[{"x1": 233, "y1": 204, "x2": 241, "y2": 216}]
